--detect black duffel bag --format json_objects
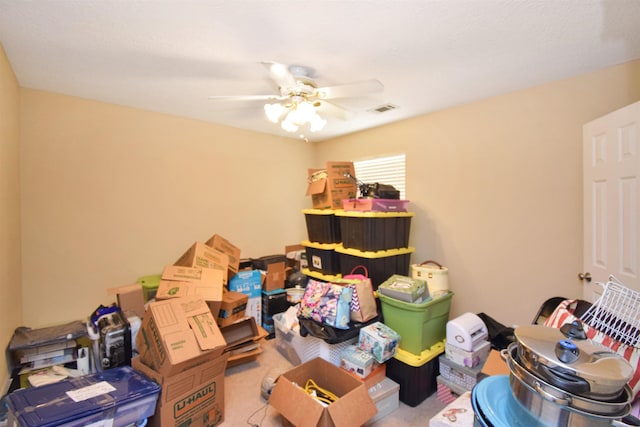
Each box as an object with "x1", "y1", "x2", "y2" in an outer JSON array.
[{"x1": 298, "y1": 313, "x2": 381, "y2": 344}]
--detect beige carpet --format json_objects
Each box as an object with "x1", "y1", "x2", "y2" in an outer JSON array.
[{"x1": 223, "y1": 336, "x2": 448, "y2": 426}]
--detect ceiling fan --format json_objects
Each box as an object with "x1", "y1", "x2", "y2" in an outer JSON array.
[{"x1": 208, "y1": 62, "x2": 384, "y2": 133}]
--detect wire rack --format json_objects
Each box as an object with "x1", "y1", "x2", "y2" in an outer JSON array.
[{"x1": 580, "y1": 276, "x2": 640, "y2": 348}]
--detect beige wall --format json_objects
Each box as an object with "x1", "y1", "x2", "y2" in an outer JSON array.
[
  {"x1": 5, "y1": 42, "x2": 640, "y2": 384},
  {"x1": 0, "y1": 44, "x2": 22, "y2": 391},
  {"x1": 20, "y1": 90, "x2": 314, "y2": 327},
  {"x1": 316, "y1": 60, "x2": 640, "y2": 326}
]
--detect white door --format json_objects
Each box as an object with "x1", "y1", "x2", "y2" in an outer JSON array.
[{"x1": 582, "y1": 101, "x2": 640, "y2": 301}]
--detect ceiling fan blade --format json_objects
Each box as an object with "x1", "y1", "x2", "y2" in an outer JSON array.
[
  {"x1": 208, "y1": 94, "x2": 286, "y2": 102},
  {"x1": 315, "y1": 79, "x2": 384, "y2": 100},
  {"x1": 314, "y1": 100, "x2": 354, "y2": 121},
  {"x1": 261, "y1": 61, "x2": 297, "y2": 89}
]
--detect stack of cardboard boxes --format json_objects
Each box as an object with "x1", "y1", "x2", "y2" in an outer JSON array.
[{"x1": 126, "y1": 234, "x2": 268, "y2": 427}]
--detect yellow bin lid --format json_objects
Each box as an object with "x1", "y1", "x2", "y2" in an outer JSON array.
[
  {"x1": 334, "y1": 245, "x2": 415, "y2": 258},
  {"x1": 394, "y1": 340, "x2": 446, "y2": 367}
]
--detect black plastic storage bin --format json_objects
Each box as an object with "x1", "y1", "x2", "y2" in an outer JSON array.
[
  {"x1": 303, "y1": 209, "x2": 342, "y2": 244},
  {"x1": 335, "y1": 246, "x2": 414, "y2": 290},
  {"x1": 385, "y1": 345, "x2": 443, "y2": 407},
  {"x1": 336, "y1": 211, "x2": 414, "y2": 251},
  {"x1": 302, "y1": 240, "x2": 341, "y2": 276}
]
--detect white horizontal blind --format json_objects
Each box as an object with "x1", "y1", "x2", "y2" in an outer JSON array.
[{"x1": 353, "y1": 154, "x2": 406, "y2": 199}]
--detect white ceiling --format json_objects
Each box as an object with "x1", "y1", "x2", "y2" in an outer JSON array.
[{"x1": 1, "y1": 1, "x2": 640, "y2": 142}]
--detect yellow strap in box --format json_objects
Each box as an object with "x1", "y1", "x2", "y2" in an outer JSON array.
[
  {"x1": 334, "y1": 245, "x2": 415, "y2": 258},
  {"x1": 394, "y1": 340, "x2": 446, "y2": 367},
  {"x1": 302, "y1": 208, "x2": 340, "y2": 215},
  {"x1": 334, "y1": 210, "x2": 415, "y2": 218},
  {"x1": 301, "y1": 240, "x2": 339, "y2": 250}
]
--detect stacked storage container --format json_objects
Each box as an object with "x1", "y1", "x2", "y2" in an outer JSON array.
[
  {"x1": 334, "y1": 210, "x2": 415, "y2": 289},
  {"x1": 301, "y1": 209, "x2": 343, "y2": 281}
]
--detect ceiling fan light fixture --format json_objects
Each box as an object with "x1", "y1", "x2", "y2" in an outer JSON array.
[
  {"x1": 309, "y1": 113, "x2": 326, "y2": 132},
  {"x1": 264, "y1": 103, "x2": 286, "y2": 123},
  {"x1": 281, "y1": 118, "x2": 298, "y2": 132},
  {"x1": 268, "y1": 99, "x2": 326, "y2": 133}
]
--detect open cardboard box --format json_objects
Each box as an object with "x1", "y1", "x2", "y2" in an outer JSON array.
[
  {"x1": 132, "y1": 354, "x2": 228, "y2": 427},
  {"x1": 205, "y1": 234, "x2": 241, "y2": 279},
  {"x1": 306, "y1": 162, "x2": 358, "y2": 210},
  {"x1": 160, "y1": 265, "x2": 224, "y2": 317},
  {"x1": 270, "y1": 357, "x2": 377, "y2": 427},
  {"x1": 220, "y1": 316, "x2": 269, "y2": 368},
  {"x1": 174, "y1": 242, "x2": 229, "y2": 285},
  {"x1": 136, "y1": 297, "x2": 227, "y2": 376}
]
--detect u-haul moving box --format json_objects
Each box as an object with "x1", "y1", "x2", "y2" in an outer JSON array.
[
  {"x1": 133, "y1": 354, "x2": 228, "y2": 427},
  {"x1": 136, "y1": 297, "x2": 226, "y2": 376}
]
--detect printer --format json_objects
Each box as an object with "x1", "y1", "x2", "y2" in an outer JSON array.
[
  {"x1": 446, "y1": 312, "x2": 488, "y2": 352},
  {"x1": 445, "y1": 312, "x2": 490, "y2": 368}
]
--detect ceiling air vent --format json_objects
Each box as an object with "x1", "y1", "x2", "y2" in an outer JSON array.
[{"x1": 369, "y1": 103, "x2": 398, "y2": 113}]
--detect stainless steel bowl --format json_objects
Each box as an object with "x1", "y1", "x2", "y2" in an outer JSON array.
[{"x1": 504, "y1": 343, "x2": 632, "y2": 427}]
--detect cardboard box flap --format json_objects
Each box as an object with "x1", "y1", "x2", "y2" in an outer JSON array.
[
  {"x1": 270, "y1": 378, "x2": 325, "y2": 427},
  {"x1": 265, "y1": 262, "x2": 285, "y2": 291},
  {"x1": 162, "y1": 330, "x2": 203, "y2": 365},
  {"x1": 205, "y1": 234, "x2": 241, "y2": 274},
  {"x1": 306, "y1": 177, "x2": 326, "y2": 197},
  {"x1": 327, "y1": 384, "x2": 378, "y2": 427},
  {"x1": 107, "y1": 283, "x2": 145, "y2": 319},
  {"x1": 156, "y1": 276, "x2": 223, "y2": 302},
  {"x1": 174, "y1": 242, "x2": 229, "y2": 279},
  {"x1": 186, "y1": 311, "x2": 225, "y2": 350}
]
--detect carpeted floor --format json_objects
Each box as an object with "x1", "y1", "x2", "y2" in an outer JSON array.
[{"x1": 223, "y1": 335, "x2": 447, "y2": 426}]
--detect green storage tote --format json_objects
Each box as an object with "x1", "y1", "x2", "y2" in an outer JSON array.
[{"x1": 378, "y1": 291, "x2": 453, "y2": 355}]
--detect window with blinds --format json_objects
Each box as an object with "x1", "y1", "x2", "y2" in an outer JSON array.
[{"x1": 353, "y1": 154, "x2": 406, "y2": 199}]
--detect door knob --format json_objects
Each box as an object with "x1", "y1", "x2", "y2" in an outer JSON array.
[{"x1": 578, "y1": 272, "x2": 592, "y2": 283}]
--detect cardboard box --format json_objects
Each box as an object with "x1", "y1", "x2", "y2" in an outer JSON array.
[
  {"x1": 174, "y1": 242, "x2": 229, "y2": 285},
  {"x1": 306, "y1": 161, "x2": 358, "y2": 210},
  {"x1": 285, "y1": 244, "x2": 305, "y2": 270},
  {"x1": 217, "y1": 290, "x2": 248, "y2": 327},
  {"x1": 136, "y1": 297, "x2": 227, "y2": 376},
  {"x1": 270, "y1": 357, "x2": 378, "y2": 427},
  {"x1": 132, "y1": 355, "x2": 228, "y2": 427},
  {"x1": 264, "y1": 261, "x2": 286, "y2": 292},
  {"x1": 228, "y1": 270, "x2": 263, "y2": 325},
  {"x1": 205, "y1": 234, "x2": 241, "y2": 278},
  {"x1": 220, "y1": 316, "x2": 269, "y2": 368},
  {"x1": 161, "y1": 265, "x2": 224, "y2": 317},
  {"x1": 107, "y1": 283, "x2": 145, "y2": 319},
  {"x1": 481, "y1": 349, "x2": 510, "y2": 376}
]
